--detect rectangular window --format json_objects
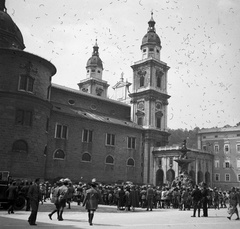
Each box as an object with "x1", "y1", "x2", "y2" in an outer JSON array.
[
  {"x1": 156, "y1": 117, "x2": 161, "y2": 128},
  {"x1": 224, "y1": 161, "x2": 230, "y2": 168},
  {"x1": 15, "y1": 109, "x2": 32, "y2": 126},
  {"x1": 19, "y1": 75, "x2": 34, "y2": 92},
  {"x1": 236, "y1": 144, "x2": 240, "y2": 153},
  {"x1": 62, "y1": 126, "x2": 68, "y2": 139},
  {"x1": 224, "y1": 144, "x2": 229, "y2": 153},
  {"x1": 137, "y1": 117, "x2": 143, "y2": 126},
  {"x1": 106, "y1": 133, "x2": 115, "y2": 146},
  {"x1": 214, "y1": 160, "x2": 219, "y2": 168},
  {"x1": 238, "y1": 174, "x2": 240, "y2": 182},
  {"x1": 225, "y1": 173, "x2": 230, "y2": 182},
  {"x1": 214, "y1": 145, "x2": 219, "y2": 153},
  {"x1": 202, "y1": 145, "x2": 207, "y2": 151},
  {"x1": 215, "y1": 173, "x2": 220, "y2": 181},
  {"x1": 127, "y1": 137, "x2": 136, "y2": 149},
  {"x1": 237, "y1": 159, "x2": 240, "y2": 168},
  {"x1": 82, "y1": 129, "x2": 93, "y2": 143},
  {"x1": 55, "y1": 124, "x2": 68, "y2": 139}
]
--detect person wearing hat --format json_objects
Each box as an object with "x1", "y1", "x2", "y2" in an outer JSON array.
[
  {"x1": 57, "y1": 179, "x2": 69, "y2": 221},
  {"x1": 82, "y1": 180, "x2": 102, "y2": 226},
  {"x1": 227, "y1": 187, "x2": 239, "y2": 220}
]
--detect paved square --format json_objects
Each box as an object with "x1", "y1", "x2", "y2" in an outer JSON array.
[{"x1": 0, "y1": 201, "x2": 239, "y2": 229}]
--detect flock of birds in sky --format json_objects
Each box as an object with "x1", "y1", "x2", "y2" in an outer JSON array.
[{"x1": 9, "y1": 0, "x2": 240, "y2": 130}]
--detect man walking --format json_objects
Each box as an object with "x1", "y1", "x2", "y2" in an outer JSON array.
[
  {"x1": 82, "y1": 180, "x2": 102, "y2": 226},
  {"x1": 227, "y1": 187, "x2": 239, "y2": 220},
  {"x1": 28, "y1": 178, "x2": 41, "y2": 226},
  {"x1": 57, "y1": 179, "x2": 69, "y2": 221}
]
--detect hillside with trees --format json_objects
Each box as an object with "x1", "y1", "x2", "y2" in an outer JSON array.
[{"x1": 167, "y1": 127, "x2": 200, "y2": 149}]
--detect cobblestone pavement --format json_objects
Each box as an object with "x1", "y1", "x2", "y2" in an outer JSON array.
[{"x1": 0, "y1": 201, "x2": 239, "y2": 229}]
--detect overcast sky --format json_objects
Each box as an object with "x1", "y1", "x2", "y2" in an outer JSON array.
[{"x1": 6, "y1": 0, "x2": 240, "y2": 130}]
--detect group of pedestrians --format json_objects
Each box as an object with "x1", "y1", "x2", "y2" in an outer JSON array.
[
  {"x1": 48, "y1": 178, "x2": 102, "y2": 226},
  {"x1": 5, "y1": 177, "x2": 240, "y2": 226}
]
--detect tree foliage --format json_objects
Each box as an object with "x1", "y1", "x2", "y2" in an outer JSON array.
[{"x1": 167, "y1": 127, "x2": 200, "y2": 149}]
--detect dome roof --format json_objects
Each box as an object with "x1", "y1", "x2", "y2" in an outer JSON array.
[
  {"x1": 141, "y1": 13, "x2": 161, "y2": 49},
  {"x1": 0, "y1": 10, "x2": 25, "y2": 50},
  {"x1": 86, "y1": 55, "x2": 103, "y2": 69},
  {"x1": 142, "y1": 32, "x2": 161, "y2": 47},
  {"x1": 86, "y1": 41, "x2": 103, "y2": 69}
]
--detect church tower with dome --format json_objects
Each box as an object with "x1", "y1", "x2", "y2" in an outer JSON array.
[
  {"x1": 129, "y1": 13, "x2": 171, "y2": 184},
  {"x1": 78, "y1": 40, "x2": 109, "y2": 98}
]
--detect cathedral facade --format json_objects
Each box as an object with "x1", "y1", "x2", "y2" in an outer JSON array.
[{"x1": 0, "y1": 6, "x2": 213, "y2": 186}]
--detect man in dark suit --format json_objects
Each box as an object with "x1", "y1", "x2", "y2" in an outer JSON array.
[
  {"x1": 191, "y1": 185, "x2": 202, "y2": 217},
  {"x1": 201, "y1": 183, "x2": 209, "y2": 217},
  {"x1": 28, "y1": 178, "x2": 41, "y2": 226}
]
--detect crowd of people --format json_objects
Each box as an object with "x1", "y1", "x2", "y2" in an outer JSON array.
[{"x1": 5, "y1": 178, "x2": 240, "y2": 226}]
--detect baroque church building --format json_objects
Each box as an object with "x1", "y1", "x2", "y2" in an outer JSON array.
[{"x1": 0, "y1": 5, "x2": 213, "y2": 186}]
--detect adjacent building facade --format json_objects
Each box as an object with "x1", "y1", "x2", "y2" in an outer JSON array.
[{"x1": 198, "y1": 126, "x2": 240, "y2": 190}]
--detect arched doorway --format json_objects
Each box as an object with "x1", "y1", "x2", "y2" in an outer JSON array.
[
  {"x1": 166, "y1": 169, "x2": 175, "y2": 184},
  {"x1": 205, "y1": 172, "x2": 210, "y2": 186},
  {"x1": 197, "y1": 171, "x2": 203, "y2": 184},
  {"x1": 156, "y1": 169, "x2": 164, "y2": 187}
]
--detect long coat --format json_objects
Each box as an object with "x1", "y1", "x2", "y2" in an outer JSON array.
[
  {"x1": 129, "y1": 189, "x2": 139, "y2": 208},
  {"x1": 83, "y1": 187, "x2": 102, "y2": 210},
  {"x1": 6, "y1": 184, "x2": 18, "y2": 200}
]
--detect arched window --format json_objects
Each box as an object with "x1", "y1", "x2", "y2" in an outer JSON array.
[
  {"x1": 53, "y1": 149, "x2": 65, "y2": 160},
  {"x1": 82, "y1": 152, "x2": 91, "y2": 162},
  {"x1": 12, "y1": 140, "x2": 28, "y2": 153},
  {"x1": 106, "y1": 155, "x2": 114, "y2": 164},
  {"x1": 127, "y1": 158, "x2": 135, "y2": 166}
]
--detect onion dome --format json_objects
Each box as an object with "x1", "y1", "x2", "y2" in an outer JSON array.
[
  {"x1": 141, "y1": 12, "x2": 161, "y2": 49},
  {"x1": 86, "y1": 40, "x2": 103, "y2": 69},
  {"x1": 0, "y1": 6, "x2": 25, "y2": 50}
]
